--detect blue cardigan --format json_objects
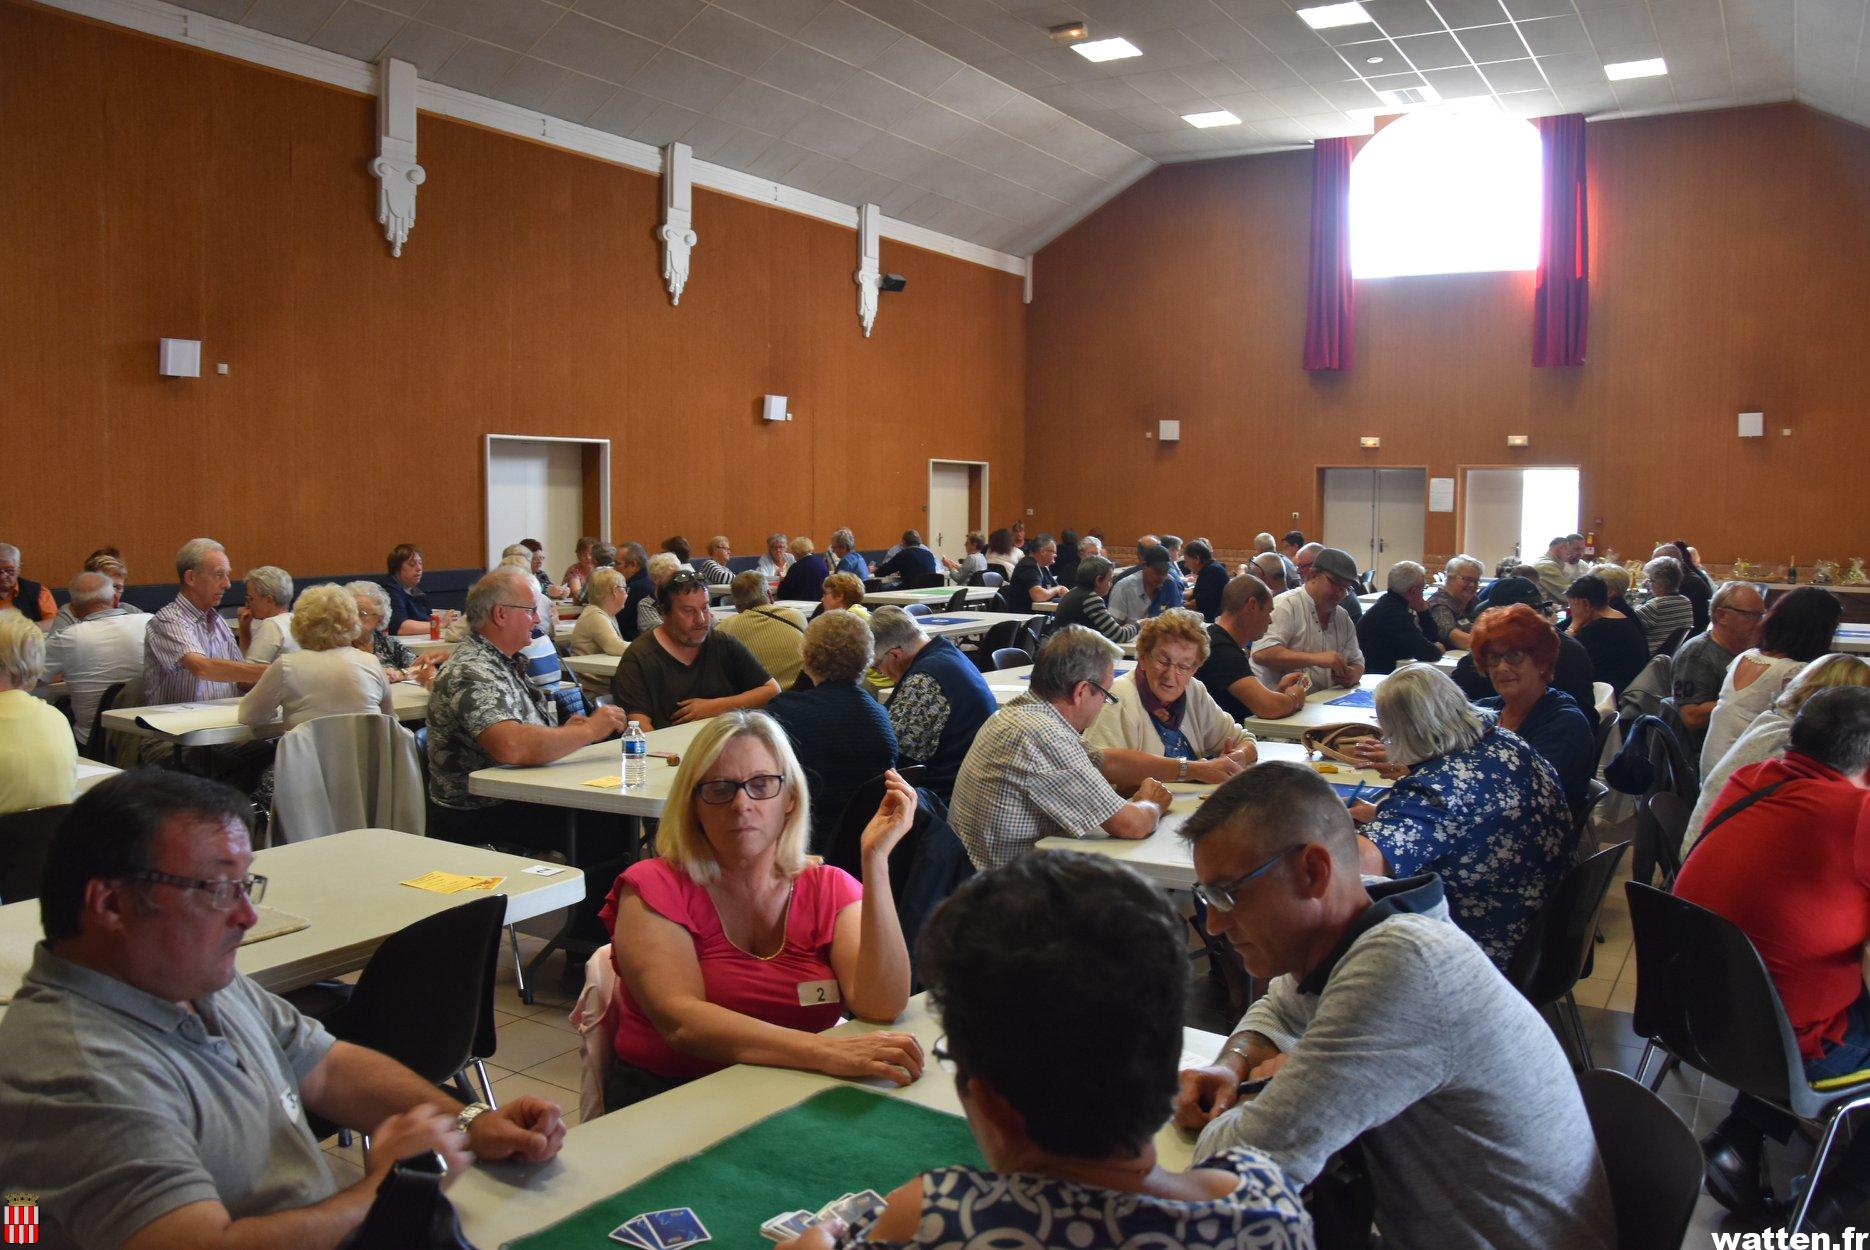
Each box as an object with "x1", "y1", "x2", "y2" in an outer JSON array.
[{"x1": 1478, "y1": 687, "x2": 1596, "y2": 813}]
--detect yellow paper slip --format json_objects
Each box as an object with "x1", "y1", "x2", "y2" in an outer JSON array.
[
  {"x1": 401, "y1": 871, "x2": 506, "y2": 894},
  {"x1": 582, "y1": 775, "x2": 625, "y2": 789}
]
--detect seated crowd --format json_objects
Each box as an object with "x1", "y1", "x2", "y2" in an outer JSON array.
[{"x1": 0, "y1": 519, "x2": 1863, "y2": 1248}]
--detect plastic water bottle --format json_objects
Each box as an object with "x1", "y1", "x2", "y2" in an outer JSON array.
[{"x1": 621, "y1": 722, "x2": 647, "y2": 789}]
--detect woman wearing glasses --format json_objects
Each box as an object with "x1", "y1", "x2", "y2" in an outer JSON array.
[
  {"x1": 598, "y1": 711, "x2": 920, "y2": 1109},
  {"x1": 1083, "y1": 609, "x2": 1257, "y2": 791},
  {"x1": 1468, "y1": 604, "x2": 1595, "y2": 814}
]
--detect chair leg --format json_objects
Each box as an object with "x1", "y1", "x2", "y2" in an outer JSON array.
[
  {"x1": 1791, "y1": 1111, "x2": 1854, "y2": 1234},
  {"x1": 473, "y1": 1059, "x2": 498, "y2": 1109},
  {"x1": 1634, "y1": 1041, "x2": 1657, "y2": 1086},
  {"x1": 1563, "y1": 993, "x2": 1595, "y2": 1070},
  {"x1": 508, "y1": 924, "x2": 530, "y2": 1006}
]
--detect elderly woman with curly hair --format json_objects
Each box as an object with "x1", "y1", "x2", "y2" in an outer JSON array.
[
  {"x1": 810, "y1": 571, "x2": 869, "y2": 622},
  {"x1": 1084, "y1": 608, "x2": 1257, "y2": 792},
  {"x1": 239, "y1": 585, "x2": 395, "y2": 731},
  {"x1": 764, "y1": 611, "x2": 898, "y2": 848},
  {"x1": 599, "y1": 711, "x2": 917, "y2": 1108},
  {"x1": 1469, "y1": 603, "x2": 1596, "y2": 813},
  {"x1": 1352, "y1": 664, "x2": 1574, "y2": 969},
  {"x1": 345, "y1": 580, "x2": 439, "y2": 685}
]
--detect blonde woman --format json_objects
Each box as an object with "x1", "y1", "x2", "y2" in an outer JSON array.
[
  {"x1": 1682, "y1": 653, "x2": 1870, "y2": 855},
  {"x1": 599, "y1": 711, "x2": 919, "y2": 1108},
  {"x1": 568, "y1": 566, "x2": 629, "y2": 701},
  {"x1": 813, "y1": 571, "x2": 869, "y2": 621},
  {"x1": 1084, "y1": 608, "x2": 1257, "y2": 792},
  {"x1": 238, "y1": 585, "x2": 394, "y2": 730},
  {"x1": 0, "y1": 612, "x2": 77, "y2": 815}
]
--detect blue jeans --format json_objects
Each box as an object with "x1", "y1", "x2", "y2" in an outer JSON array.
[{"x1": 1806, "y1": 990, "x2": 1870, "y2": 1081}]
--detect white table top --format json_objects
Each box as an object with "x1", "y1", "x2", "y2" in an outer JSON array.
[
  {"x1": 469, "y1": 720, "x2": 709, "y2": 816},
  {"x1": 1035, "y1": 740, "x2": 1394, "y2": 889},
  {"x1": 73, "y1": 759, "x2": 120, "y2": 795},
  {"x1": 1835, "y1": 624, "x2": 1870, "y2": 654},
  {"x1": 403, "y1": 619, "x2": 575, "y2": 655},
  {"x1": 1240, "y1": 673, "x2": 1384, "y2": 742},
  {"x1": 450, "y1": 993, "x2": 1225, "y2": 1247},
  {"x1": 0, "y1": 829, "x2": 584, "y2": 1018},
  {"x1": 864, "y1": 586, "x2": 1000, "y2": 608},
  {"x1": 99, "y1": 681, "x2": 431, "y2": 747}
]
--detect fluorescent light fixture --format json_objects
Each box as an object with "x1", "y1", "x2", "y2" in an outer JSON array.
[
  {"x1": 1296, "y1": 2, "x2": 1373, "y2": 30},
  {"x1": 1604, "y1": 57, "x2": 1667, "y2": 80},
  {"x1": 1375, "y1": 82, "x2": 1441, "y2": 108},
  {"x1": 1070, "y1": 36, "x2": 1141, "y2": 61},
  {"x1": 1183, "y1": 109, "x2": 1243, "y2": 127}
]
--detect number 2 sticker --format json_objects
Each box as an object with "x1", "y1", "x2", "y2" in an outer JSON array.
[{"x1": 797, "y1": 979, "x2": 840, "y2": 1006}]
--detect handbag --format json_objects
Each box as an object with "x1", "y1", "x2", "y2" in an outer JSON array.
[
  {"x1": 337, "y1": 1151, "x2": 478, "y2": 1250},
  {"x1": 1301, "y1": 723, "x2": 1382, "y2": 767}
]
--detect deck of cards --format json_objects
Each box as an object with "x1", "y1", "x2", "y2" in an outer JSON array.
[
  {"x1": 759, "y1": 1190, "x2": 885, "y2": 1242},
  {"x1": 609, "y1": 1208, "x2": 709, "y2": 1249}
]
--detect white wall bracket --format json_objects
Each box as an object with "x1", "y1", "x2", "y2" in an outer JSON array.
[
  {"x1": 368, "y1": 57, "x2": 424, "y2": 257},
  {"x1": 657, "y1": 142, "x2": 697, "y2": 306},
  {"x1": 855, "y1": 202, "x2": 882, "y2": 338}
]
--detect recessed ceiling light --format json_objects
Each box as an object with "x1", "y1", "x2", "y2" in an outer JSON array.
[
  {"x1": 1296, "y1": 2, "x2": 1373, "y2": 30},
  {"x1": 1374, "y1": 82, "x2": 1441, "y2": 107},
  {"x1": 1183, "y1": 109, "x2": 1243, "y2": 127},
  {"x1": 1365, "y1": 55, "x2": 1384, "y2": 63},
  {"x1": 1071, "y1": 36, "x2": 1142, "y2": 61},
  {"x1": 1604, "y1": 57, "x2": 1667, "y2": 80}
]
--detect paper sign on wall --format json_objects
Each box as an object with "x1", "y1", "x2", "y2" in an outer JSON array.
[{"x1": 1429, "y1": 477, "x2": 1455, "y2": 513}]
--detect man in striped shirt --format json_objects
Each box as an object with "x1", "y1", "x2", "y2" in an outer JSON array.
[{"x1": 141, "y1": 538, "x2": 270, "y2": 781}]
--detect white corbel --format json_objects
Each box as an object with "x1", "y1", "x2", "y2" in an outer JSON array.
[
  {"x1": 855, "y1": 202, "x2": 882, "y2": 338},
  {"x1": 368, "y1": 58, "x2": 425, "y2": 258},
  {"x1": 657, "y1": 142, "x2": 698, "y2": 306}
]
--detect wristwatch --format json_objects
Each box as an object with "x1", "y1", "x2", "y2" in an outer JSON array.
[
  {"x1": 456, "y1": 1101, "x2": 491, "y2": 1137},
  {"x1": 1176, "y1": 758, "x2": 1189, "y2": 782}
]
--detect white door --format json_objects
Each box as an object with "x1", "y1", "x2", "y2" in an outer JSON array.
[
  {"x1": 1321, "y1": 469, "x2": 1377, "y2": 578},
  {"x1": 927, "y1": 463, "x2": 975, "y2": 565},
  {"x1": 1374, "y1": 468, "x2": 1426, "y2": 583},
  {"x1": 1322, "y1": 468, "x2": 1426, "y2": 586},
  {"x1": 1463, "y1": 469, "x2": 1525, "y2": 570},
  {"x1": 486, "y1": 440, "x2": 583, "y2": 571}
]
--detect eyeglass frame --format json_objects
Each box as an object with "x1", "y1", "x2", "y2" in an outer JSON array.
[
  {"x1": 931, "y1": 1034, "x2": 958, "y2": 1075},
  {"x1": 495, "y1": 601, "x2": 541, "y2": 619},
  {"x1": 1193, "y1": 844, "x2": 1302, "y2": 913},
  {"x1": 1081, "y1": 678, "x2": 1119, "y2": 706},
  {"x1": 124, "y1": 869, "x2": 268, "y2": 911},
  {"x1": 694, "y1": 773, "x2": 787, "y2": 805},
  {"x1": 1143, "y1": 651, "x2": 1199, "y2": 678}
]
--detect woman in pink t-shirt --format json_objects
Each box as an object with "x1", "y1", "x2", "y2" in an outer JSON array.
[{"x1": 599, "y1": 710, "x2": 922, "y2": 1109}]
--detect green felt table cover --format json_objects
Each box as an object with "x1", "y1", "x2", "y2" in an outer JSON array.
[{"x1": 502, "y1": 1086, "x2": 982, "y2": 1249}]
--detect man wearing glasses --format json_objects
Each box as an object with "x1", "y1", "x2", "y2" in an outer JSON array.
[
  {"x1": 610, "y1": 572, "x2": 779, "y2": 732},
  {"x1": 0, "y1": 771, "x2": 567, "y2": 1250},
  {"x1": 1671, "y1": 581, "x2": 1766, "y2": 753},
  {"x1": 1251, "y1": 547, "x2": 1367, "y2": 692},
  {"x1": 426, "y1": 568, "x2": 630, "y2": 845},
  {"x1": 1170, "y1": 763, "x2": 1615, "y2": 1250},
  {"x1": 948, "y1": 625, "x2": 1174, "y2": 870}
]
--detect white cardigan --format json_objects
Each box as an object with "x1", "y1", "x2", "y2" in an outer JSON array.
[{"x1": 1083, "y1": 671, "x2": 1244, "y2": 758}]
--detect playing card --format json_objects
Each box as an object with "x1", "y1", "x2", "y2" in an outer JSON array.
[
  {"x1": 818, "y1": 1189, "x2": 885, "y2": 1227},
  {"x1": 638, "y1": 1207, "x2": 710, "y2": 1249},
  {"x1": 760, "y1": 1210, "x2": 816, "y2": 1242},
  {"x1": 607, "y1": 1221, "x2": 653, "y2": 1248}
]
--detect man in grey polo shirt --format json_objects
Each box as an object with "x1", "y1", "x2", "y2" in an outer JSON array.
[
  {"x1": 1172, "y1": 763, "x2": 1614, "y2": 1250},
  {"x1": 0, "y1": 771, "x2": 567, "y2": 1250}
]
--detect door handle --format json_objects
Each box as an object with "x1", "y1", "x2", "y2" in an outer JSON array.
[{"x1": 1378, "y1": 537, "x2": 1387, "y2": 553}]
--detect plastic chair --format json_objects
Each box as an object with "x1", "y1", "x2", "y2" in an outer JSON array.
[
  {"x1": 944, "y1": 588, "x2": 969, "y2": 611},
  {"x1": 990, "y1": 647, "x2": 1032, "y2": 671},
  {"x1": 0, "y1": 805, "x2": 71, "y2": 904},
  {"x1": 1646, "y1": 791, "x2": 1690, "y2": 869},
  {"x1": 969, "y1": 620, "x2": 1025, "y2": 669},
  {"x1": 85, "y1": 676, "x2": 145, "y2": 768},
  {"x1": 1654, "y1": 625, "x2": 1690, "y2": 659},
  {"x1": 1577, "y1": 1068, "x2": 1704, "y2": 1249},
  {"x1": 904, "y1": 572, "x2": 946, "y2": 590},
  {"x1": 1017, "y1": 615, "x2": 1046, "y2": 657},
  {"x1": 981, "y1": 571, "x2": 1004, "y2": 588},
  {"x1": 312, "y1": 894, "x2": 508, "y2": 1145},
  {"x1": 1574, "y1": 779, "x2": 1610, "y2": 860},
  {"x1": 904, "y1": 604, "x2": 933, "y2": 618},
  {"x1": 1504, "y1": 841, "x2": 1630, "y2": 1068},
  {"x1": 1626, "y1": 883, "x2": 1870, "y2": 1233}
]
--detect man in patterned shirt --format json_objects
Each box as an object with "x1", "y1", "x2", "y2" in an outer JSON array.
[
  {"x1": 426, "y1": 567, "x2": 629, "y2": 846},
  {"x1": 948, "y1": 625, "x2": 1173, "y2": 870},
  {"x1": 870, "y1": 607, "x2": 996, "y2": 801}
]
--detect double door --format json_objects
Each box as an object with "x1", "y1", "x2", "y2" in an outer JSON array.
[{"x1": 1320, "y1": 468, "x2": 1426, "y2": 587}]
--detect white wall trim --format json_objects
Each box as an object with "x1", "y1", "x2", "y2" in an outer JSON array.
[{"x1": 36, "y1": 0, "x2": 1030, "y2": 280}]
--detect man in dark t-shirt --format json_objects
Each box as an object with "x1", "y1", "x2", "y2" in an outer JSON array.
[
  {"x1": 1196, "y1": 574, "x2": 1310, "y2": 722},
  {"x1": 611, "y1": 573, "x2": 779, "y2": 729}
]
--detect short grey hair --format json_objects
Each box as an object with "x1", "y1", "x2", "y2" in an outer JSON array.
[
  {"x1": 620, "y1": 541, "x2": 649, "y2": 574},
  {"x1": 174, "y1": 537, "x2": 225, "y2": 580},
  {"x1": 68, "y1": 570, "x2": 116, "y2": 611},
  {"x1": 1593, "y1": 562, "x2": 1631, "y2": 597},
  {"x1": 1644, "y1": 555, "x2": 1683, "y2": 594},
  {"x1": 830, "y1": 527, "x2": 856, "y2": 552},
  {"x1": 346, "y1": 579, "x2": 392, "y2": 625},
  {"x1": 1296, "y1": 542, "x2": 1324, "y2": 562},
  {"x1": 1374, "y1": 663, "x2": 1489, "y2": 766},
  {"x1": 646, "y1": 552, "x2": 681, "y2": 584},
  {"x1": 501, "y1": 543, "x2": 531, "y2": 563},
  {"x1": 1711, "y1": 580, "x2": 1762, "y2": 614},
  {"x1": 1074, "y1": 555, "x2": 1114, "y2": 590},
  {"x1": 767, "y1": 532, "x2": 788, "y2": 547},
  {"x1": 244, "y1": 565, "x2": 294, "y2": 607},
  {"x1": 729, "y1": 569, "x2": 771, "y2": 611},
  {"x1": 1078, "y1": 536, "x2": 1104, "y2": 557},
  {"x1": 0, "y1": 543, "x2": 17, "y2": 565},
  {"x1": 586, "y1": 566, "x2": 625, "y2": 603},
  {"x1": 869, "y1": 605, "x2": 927, "y2": 655},
  {"x1": 1031, "y1": 624, "x2": 1120, "y2": 701},
  {"x1": 1386, "y1": 561, "x2": 1427, "y2": 595},
  {"x1": 1254, "y1": 533, "x2": 1277, "y2": 552},
  {"x1": 0, "y1": 612, "x2": 46, "y2": 688},
  {"x1": 1445, "y1": 555, "x2": 1485, "y2": 581},
  {"x1": 1252, "y1": 552, "x2": 1287, "y2": 590},
  {"x1": 801, "y1": 610, "x2": 874, "y2": 684},
  {"x1": 466, "y1": 568, "x2": 533, "y2": 628}
]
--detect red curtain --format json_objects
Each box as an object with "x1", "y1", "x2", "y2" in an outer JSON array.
[
  {"x1": 1533, "y1": 113, "x2": 1589, "y2": 367},
  {"x1": 1303, "y1": 136, "x2": 1355, "y2": 372}
]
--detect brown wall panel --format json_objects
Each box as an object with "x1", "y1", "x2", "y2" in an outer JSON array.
[
  {"x1": 1027, "y1": 103, "x2": 1870, "y2": 571},
  {"x1": 2, "y1": 0, "x2": 1024, "y2": 585}
]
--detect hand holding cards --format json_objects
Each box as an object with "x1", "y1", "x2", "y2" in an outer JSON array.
[
  {"x1": 760, "y1": 1190, "x2": 885, "y2": 1242},
  {"x1": 610, "y1": 1208, "x2": 709, "y2": 1249}
]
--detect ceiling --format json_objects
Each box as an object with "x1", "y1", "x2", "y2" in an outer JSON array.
[{"x1": 165, "y1": 0, "x2": 1863, "y2": 256}]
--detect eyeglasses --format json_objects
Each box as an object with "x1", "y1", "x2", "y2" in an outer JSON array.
[
  {"x1": 1146, "y1": 654, "x2": 1198, "y2": 677},
  {"x1": 126, "y1": 869, "x2": 268, "y2": 910},
  {"x1": 931, "y1": 1034, "x2": 957, "y2": 1074},
  {"x1": 696, "y1": 774, "x2": 785, "y2": 804},
  {"x1": 1485, "y1": 649, "x2": 1533, "y2": 669},
  {"x1": 1193, "y1": 844, "x2": 1301, "y2": 913},
  {"x1": 1083, "y1": 679, "x2": 1119, "y2": 705},
  {"x1": 497, "y1": 602, "x2": 540, "y2": 618},
  {"x1": 1718, "y1": 606, "x2": 1765, "y2": 620}
]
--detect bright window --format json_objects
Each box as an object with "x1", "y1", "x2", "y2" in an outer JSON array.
[{"x1": 1350, "y1": 104, "x2": 1543, "y2": 279}]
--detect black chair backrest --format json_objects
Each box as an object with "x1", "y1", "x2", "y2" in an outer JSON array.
[
  {"x1": 1505, "y1": 841, "x2": 1630, "y2": 1008},
  {"x1": 85, "y1": 681, "x2": 128, "y2": 763},
  {"x1": 904, "y1": 603, "x2": 933, "y2": 618},
  {"x1": 972, "y1": 620, "x2": 1024, "y2": 666},
  {"x1": 1577, "y1": 778, "x2": 1609, "y2": 836},
  {"x1": 990, "y1": 647, "x2": 1031, "y2": 671},
  {"x1": 1625, "y1": 882, "x2": 1805, "y2": 1111},
  {"x1": 1577, "y1": 1068, "x2": 1703, "y2": 1249},
  {"x1": 1654, "y1": 625, "x2": 1690, "y2": 659},
  {"x1": 894, "y1": 791, "x2": 973, "y2": 991},
  {"x1": 904, "y1": 572, "x2": 946, "y2": 590},
  {"x1": 330, "y1": 894, "x2": 507, "y2": 1084},
  {"x1": 825, "y1": 766, "x2": 929, "y2": 879},
  {"x1": 944, "y1": 588, "x2": 968, "y2": 611},
  {"x1": 1646, "y1": 792, "x2": 1690, "y2": 873},
  {"x1": 0, "y1": 805, "x2": 71, "y2": 904},
  {"x1": 1017, "y1": 615, "x2": 1045, "y2": 656},
  {"x1": 965, "y1": 569, "x2": 989, "y2": 586}
]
